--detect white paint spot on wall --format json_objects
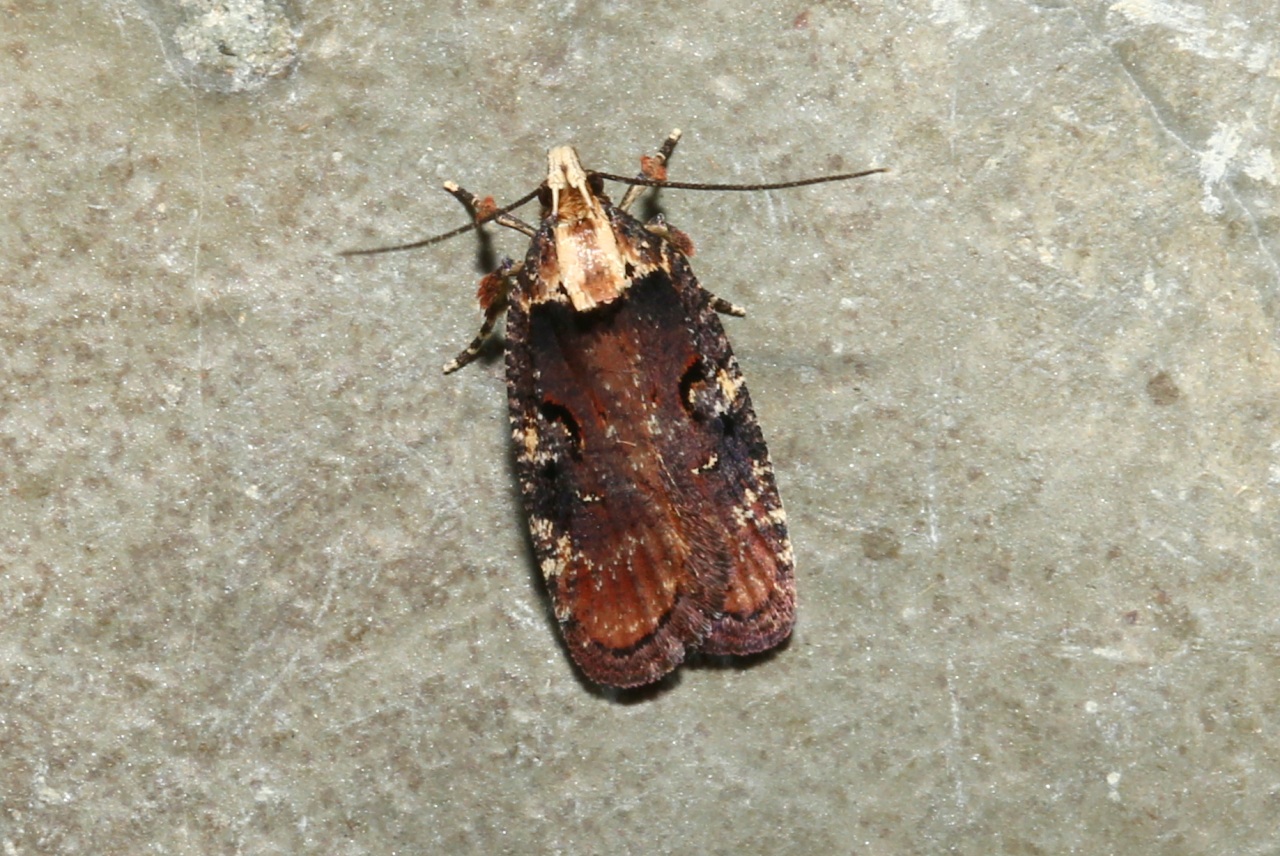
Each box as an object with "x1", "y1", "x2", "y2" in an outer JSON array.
[
  {"x1": 1110, "y1": 0, "x2": 1280, "y2": 76},
  {"x1": 1196, "y1": 121, "x2": 1278, "y2": 214},
  {"x1": 1197, "y1": 122, "x2": 1242, "y2": 214},
  {"x1": 931, "y1": 0, "x2": 986, "y2": 41}
]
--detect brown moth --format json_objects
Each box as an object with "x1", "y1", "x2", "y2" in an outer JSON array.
[{"x1": 344, "y1": 130, "x2": 883, "y2": 687}]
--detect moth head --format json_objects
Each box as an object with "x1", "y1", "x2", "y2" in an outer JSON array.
[{"x1": 545, "y1": 146, "x2": 607, "y2": 223}]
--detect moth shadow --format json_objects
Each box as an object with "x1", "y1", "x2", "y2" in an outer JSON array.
[
  {"x1": 579, "y1": 671, "x2": 682, "y2": 704},
  {"x1": 684, "y1": 638, "x2": 793, "y2": 679},
  {"x1": 633, "y1": 188, "x2": 668, "y2": 226},
  {"x1": 465, "y1": 197, "x2": 503, "y2": 274}
]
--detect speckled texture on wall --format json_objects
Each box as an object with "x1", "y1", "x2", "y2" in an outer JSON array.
[{"x1": 3, "y1": 0, "x2": 1279, "y2": 852}]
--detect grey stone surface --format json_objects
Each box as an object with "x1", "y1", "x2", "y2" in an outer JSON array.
[{"x1": 2, "y1": 0, "x2": 1278, "y2": 852}]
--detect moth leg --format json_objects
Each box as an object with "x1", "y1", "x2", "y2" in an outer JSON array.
[
  {"x1": 443, "y1": 181, "x2": 537, "y2": 237},
  {"x1": 640, "y1": 210, "x2": 742, "y2": 317},
  {"x1": 706, "y1": 291, "x2": 746, "y2": 317},
  {"x1": 438, "y1": 178, "x2": 537, "y2": 374},
  {"x1": 644, "y1": 212, "x2": 697, "y2": 257},
  {"x1": 443, "y1": 257, "x2": 520, "y2": 374},
  {"x1": 619, "y1": 128, "x2": 683, "y2": 212}
]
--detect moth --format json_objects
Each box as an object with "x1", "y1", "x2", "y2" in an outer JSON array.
[{"x1": 344, "y1": 130, "x2": 883, "y2": 687}]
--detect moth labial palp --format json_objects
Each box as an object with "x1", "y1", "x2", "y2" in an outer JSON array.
[{"x1": 341, "y1": 129, "x2": 885, "y2": 688}]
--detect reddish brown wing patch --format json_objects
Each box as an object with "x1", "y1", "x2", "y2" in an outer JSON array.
[
  {"x1": 505, "y1": 207, "x2": 795, "y2": 687},
  {"x1": 701, "y1": 523, "x2": 795, "y2": 656}
]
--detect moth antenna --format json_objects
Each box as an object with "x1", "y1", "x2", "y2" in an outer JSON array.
[
  {"x1": 593, "y1": 167, "x2": 888, "y2": 192},
  {"x1": 338, "y1": 186, "x2": 542, "y2": 257}
]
